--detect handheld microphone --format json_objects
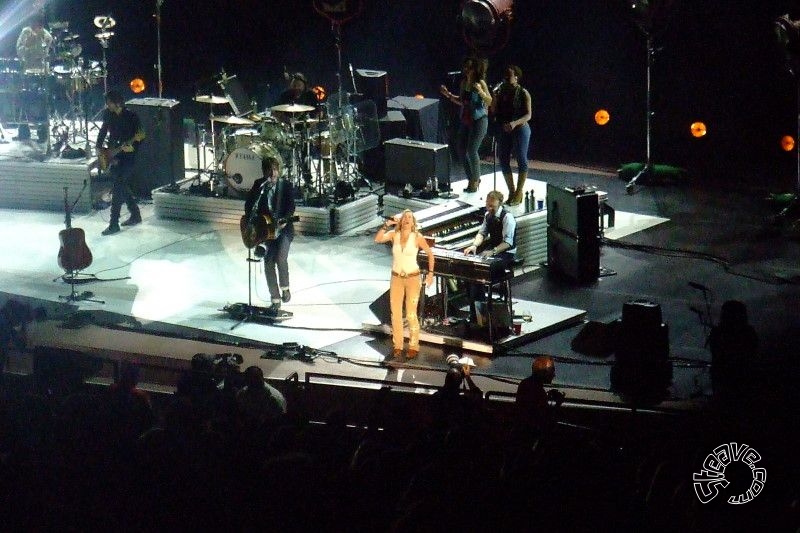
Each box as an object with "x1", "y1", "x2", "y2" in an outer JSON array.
[
  {"x1": 493, "y1": 80, "x2": 503, "y2": 93},
  {"x1": 447, "y1": 71, "x2": 461, "y2": 76},
  {"x1": 688, "y1": 281, "x2": 709, "y2": 292}
]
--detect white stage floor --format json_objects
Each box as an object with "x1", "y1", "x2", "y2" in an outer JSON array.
[{"x1": 0, "y1": 164, "x2": 677, "y2": 403}]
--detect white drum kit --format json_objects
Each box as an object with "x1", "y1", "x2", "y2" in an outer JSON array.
[{"x1": 194, "y1": 93, "x2": 364, "y2": 202}]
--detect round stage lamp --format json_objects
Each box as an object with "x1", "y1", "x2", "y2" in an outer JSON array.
[
  {"x1": 312, "y1": 85, "x2": 327, "y2": 102},
  {"x1": 415, "y1": 94, "x2": 425, "y2": 99},
  {"x1": 594, "y1": 109, "x2": 610, "y2": 126},
  {"x1": 781, "y1": 135, "x2": 795, "y2": 151},
  {"x1": 690, "y1": 121, "x2": 707, "y2": 138},
  {"x1": 129, "y1": 78, "x2": 146, "y2": 94},
  {"x1": 461, "y1": 0, "x2": 514, "y2": 51}
]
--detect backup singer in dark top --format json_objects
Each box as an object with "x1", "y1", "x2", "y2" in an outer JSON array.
[
  {"x1": 97, "y1": 90, "x2": 145, "y2": 236},
  {"x1": 244, "y1": 157, "x2": 296, "y2": 315},
  {"x1": 490, "y1": 65, "x2": 532, "y2": 206}
]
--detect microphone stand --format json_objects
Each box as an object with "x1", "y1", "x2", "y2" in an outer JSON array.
[{"x1": 155, "y1": 0, "x2": 164, "y2": 98}]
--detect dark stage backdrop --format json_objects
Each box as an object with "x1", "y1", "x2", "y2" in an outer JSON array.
[{"x1": 0, "y1": 0, "x2": 795, "y2": 186}]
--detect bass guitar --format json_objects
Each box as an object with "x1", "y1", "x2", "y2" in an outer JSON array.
[
  {"x1": 57, "y1": 185, "x2": 93, "y2": 272},
  {"x1": 240, "y1": 213, "x2": 299, "y2": 248},
  {"x1": 98, "y1": 131, "x2": 145, "y2": 171}
]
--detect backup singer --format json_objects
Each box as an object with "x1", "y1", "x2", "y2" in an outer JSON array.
[
  {"x1": 491, "y1": 65, "x2": 532, "y2": 206},
  {"x1": 16, "y1": 16, "x2": 53, "y2": 73},
  {"x1": 439, "y1": 57, "x2": 492, "y2": 193},
  {"x1": 375, "y1": 210, "x2": 434, "y2": 360},
  {"x1": 463, "y1": 190, "x2": 516, "y2": 324},
  {"x1": 244, "y1": 157, "x2": 296, "y2": 315},
  {"x1": 97, "y1": 90, "x2": 144, "y2": 236}
]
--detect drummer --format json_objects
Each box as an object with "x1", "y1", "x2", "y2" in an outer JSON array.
[
  {"x1": 16, "y1": 16, "x2": 54, "y2": 73},
  {"x1": 276, "y1": 72, "x2": 317, "y2": 109}
]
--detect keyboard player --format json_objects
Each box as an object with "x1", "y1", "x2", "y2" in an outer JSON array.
[{"x1": 463, "y1": 190, "x2": 516, "y2": 324}]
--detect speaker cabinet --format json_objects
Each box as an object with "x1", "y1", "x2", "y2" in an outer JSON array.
[
  {"x1": 385, "y1": 138, "x2": 450, "y2": 189},
  {"x1": 126, "y1": 98, "x2": 184, "y2": 197},
  {"x1": 547, "y1": 226, "x2": 599, "y2": 283},
  {"x1": 355, "y1": 69, "x2": 388, "y2": 118},
  {"x1": 360, "y1": 111, "x2": 407, "y2": 181},
  {"x1": 546, "y1": 183, "x2": 599, "y2": 238},
  {"x1": 387, "y1": 96, "x2": 440, "y2": 142}
]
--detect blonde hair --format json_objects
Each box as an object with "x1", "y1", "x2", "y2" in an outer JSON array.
[
  {"x1": 487, "y1": 190, "x2": 504, "y2": 204},
  {"x1": 398, "y1": 209, "x2": 418, "y2": 232}
]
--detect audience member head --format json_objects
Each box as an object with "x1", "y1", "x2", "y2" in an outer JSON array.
[
  {"x1": 718, "y1": 300, "x2": 749, "y2": 329},
  {"x1": 117, "y1": 361, "x2": 140, "y2": 390},
  {"x1": 443, "y1": 366, "x2": 464, "y2": 391},
  {"x1": 532, "y1": 355, "x2": 555, "y2": 384},
  {"x1": 243, "y1": 365, "x2": 266, "y2": 389}
]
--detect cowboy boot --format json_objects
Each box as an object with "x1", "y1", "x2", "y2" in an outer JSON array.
[
  {"x1": 509, "y1": 170, "x2": 527, "y2": 206},
  {"x1": 503, "y1": 172, "x2": 515, "y2": 204}
]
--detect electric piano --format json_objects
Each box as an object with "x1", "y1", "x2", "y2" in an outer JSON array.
[{"x1": 417, "y1": 247, "x2": 512, "y2": 284}]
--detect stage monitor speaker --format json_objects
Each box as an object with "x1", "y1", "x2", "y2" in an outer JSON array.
[
  {"x1": 546, "y1": 183, "x2": 598, "y2": 238},
  {"x1": 385, "y1": 138, "x2": 450, "y2": 190},
  {"x1": 126, "y1": 98, "x2": 184, "y2": 197},
  {"x1": 356, "y1": 69, "x2": 388, "y2": 118},
  {"x1": 387, "y1": 96, "x2": 440, "y2": 142},
  {"x1": 547, "y1": 226, "x2": 599, "y2": 283}
]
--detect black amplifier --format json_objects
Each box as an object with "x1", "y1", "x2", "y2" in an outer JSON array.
[{"x1": 384, "y1": 138, "x2": 450, "y2": 190}]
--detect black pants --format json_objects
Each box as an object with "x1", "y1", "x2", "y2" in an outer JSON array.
[
  {"x1": 263, "y1": 231, "x2": 293, "y2": 303},
  {"x1": 109, "y1": 158, "x2": 140, "y2": 227}
]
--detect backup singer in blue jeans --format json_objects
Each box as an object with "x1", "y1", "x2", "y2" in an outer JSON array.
[
  {"x1": 491, "y1": 65, "x2": 532, "y2": 206},
  {"x1": 440, "y1": 57, "x2": 492, "y2": 193}
]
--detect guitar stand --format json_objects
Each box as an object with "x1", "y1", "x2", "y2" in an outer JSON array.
[{"x1": 59, "y1": 270, "x2": 105, "y2": 304}]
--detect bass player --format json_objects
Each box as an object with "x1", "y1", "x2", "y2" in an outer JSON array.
[
  {"x1": 243, "y1": 156, "x2": 296, "y2": 315},
  {"x1": 97, "y1": 90, "x2": 145, "y2": 236}
]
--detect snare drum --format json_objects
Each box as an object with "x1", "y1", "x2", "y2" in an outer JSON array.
[{"x1": 224, "y1": 142, "x2": 284, "y2": 194}]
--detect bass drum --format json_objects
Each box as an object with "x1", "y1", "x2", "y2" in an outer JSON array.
[{"x1": 224, "y1": 142, "x2": 283, "y2": 195}]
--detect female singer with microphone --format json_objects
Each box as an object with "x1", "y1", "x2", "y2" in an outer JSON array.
[{"x1": 490, "y1": 65, "x2": 532, "y2": 206}]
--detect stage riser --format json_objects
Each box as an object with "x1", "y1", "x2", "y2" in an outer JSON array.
[
  {"x1": 152, "y1": 179, "x2": 377, "y2": 235},
  {"x1": 0, "y1": 159, "x2": 94, "y2": 213}
]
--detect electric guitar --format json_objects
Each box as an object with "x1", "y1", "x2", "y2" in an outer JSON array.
[
  {"x1": 98, "y1": 131, "x2": 145, "y2": 171},
  {"x1": 57, "y1": 186, "x2": 93, "y2": 272},
  {"x1": 240, "y1": 213, "x2": 299, "y2": 248}
]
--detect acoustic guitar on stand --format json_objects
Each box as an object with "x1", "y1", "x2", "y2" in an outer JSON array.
[
  {"x1": 57, "y1": 185, "x2": 93, "y2": 273},
  {"x1": 97, "y1": 131, "x2": 145, "y2": 172}
]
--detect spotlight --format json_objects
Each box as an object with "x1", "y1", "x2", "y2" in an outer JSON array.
[
  {"x1": 690, "y1": 121, "x2": 707, "y2": 138},
  {"x1": 129, "y1": 78, "x2": 146, "y2": 94},
  {"x1": 594, "y1": 109, "x2": 610, "y2": 126},
  {"x1": 312, "y1": 85, "x2": 327, "y2": 102},
  {"x1": 461, "y1": 0, "x2": 514, "y2": 52},
  {"x1": 781, "y1": 135, "x2": 795, "y2": 152}
]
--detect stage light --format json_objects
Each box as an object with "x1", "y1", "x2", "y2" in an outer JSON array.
[
  {"x1": 690, "y1": 121, "x2": 707, "y2": 138},
  {"x1": 129, "y1": 78, "x2": 146, "y2": 94},
  {"x1": 312, "y1": 85, "x2": 327, "y2": 102},
  {"x1": 414, "y1": 94, "x2": 424, "y2": 99},
  {"x1": 594, "y1": 109, "x2": 610, "y2": 126},
  {"x1": 461, "y1": 0, "x2": 514, "y2": 51},
  {"x1": 781, "y1": 135, "x2": 795, "y2": 152}
]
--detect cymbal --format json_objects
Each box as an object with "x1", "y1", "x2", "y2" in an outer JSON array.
[
  {"x1": 49, "y1": 21, "x2": 69, "y2": 31},
  {"x1": 211, "y1": 115, "x2": 254, "y2": 125},
  {"x1": 94, "y1": 31, "x2": 114, "y2": 40},
  {"x1": 270, "y1": 103, "x2": 315, "y2": 113},
  {"x1": 93, "y1": 15, "x2": 116, "y2": 29},
  {"x1": 194, "y1": 94, "x2": 229, "y2": 105},
  {"x1": 63, "y1": 34, "x2": 80, "y2": 42}
]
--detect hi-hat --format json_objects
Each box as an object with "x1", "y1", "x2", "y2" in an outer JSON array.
[
  {"x1": 194, "y1": 94, "x2": 229, "y2": 105},
  {"x1": 270, "y1": 103, "x2": 315, "y2": 113},
  {"x1": 93, "y1": 15, "x2": 116, "y2": 29},
  {"x1": 94, "y1": 31, "x2": 114, "y2": 40},
  {"x1": 212, "y1": 115, "x2": 254, "y2": 125}
]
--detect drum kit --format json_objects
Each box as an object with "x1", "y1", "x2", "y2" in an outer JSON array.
[
  {"x1": 193, "y1": 90, "x2": 370, "y2": 204},
  {"x1": 0, "y1": 16, "x2": 113, "y2": 151}
]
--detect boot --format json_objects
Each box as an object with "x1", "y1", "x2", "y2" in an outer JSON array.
[
  {"x1": 509, "y1": 170, "x2": 527, "y2": 206},
  {"x1": 503, "y1": 172, "x2": 515, "y2": 204}
]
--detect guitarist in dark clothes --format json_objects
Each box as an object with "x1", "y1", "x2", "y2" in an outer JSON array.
[
  {"x1": 244, "y1": 156, "x2": 296, "y2": 315},
  {"x1": 97, "y1": 90, "x2": 145, "y2": 236}
]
